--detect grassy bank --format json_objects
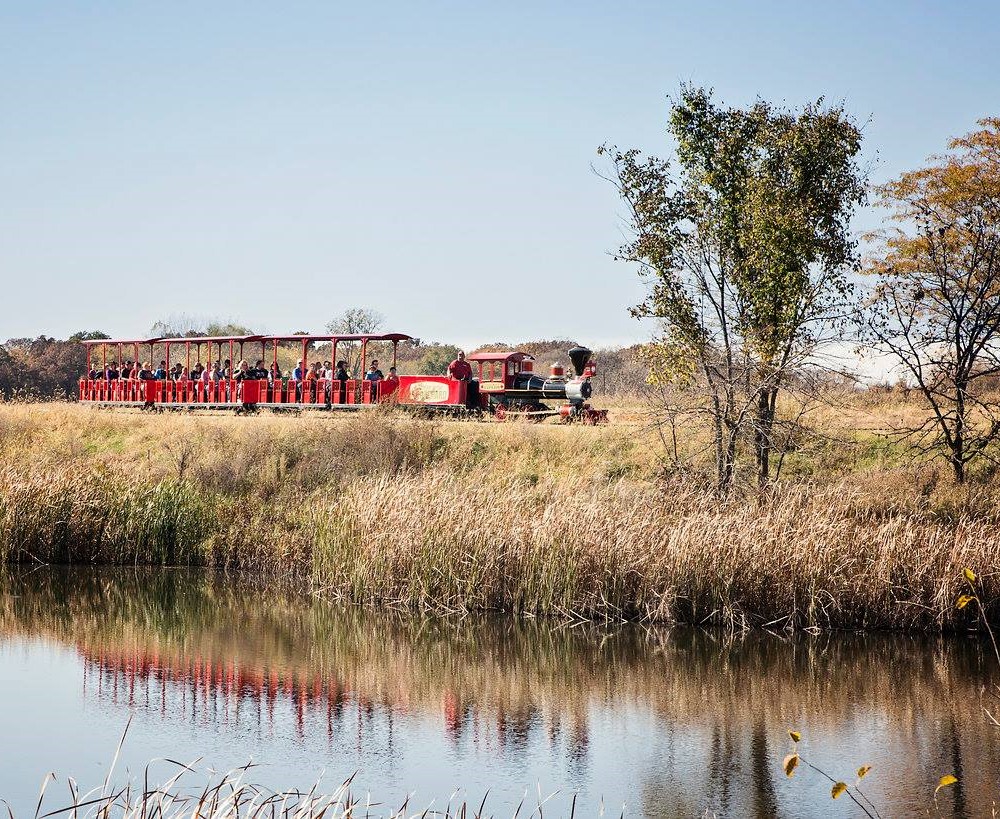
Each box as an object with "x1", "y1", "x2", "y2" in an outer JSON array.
[{"x1": 1, "y1": 401, "x2": 998, "y2": 630}]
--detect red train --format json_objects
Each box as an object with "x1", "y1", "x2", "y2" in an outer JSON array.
[{"x1": 77, "y1": 332, "x2": 608, "y2": 423}]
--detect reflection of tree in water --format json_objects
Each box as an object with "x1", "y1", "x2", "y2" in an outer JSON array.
[{"x1": 0, "y1": 567, "x2": 995, "y2": 817}]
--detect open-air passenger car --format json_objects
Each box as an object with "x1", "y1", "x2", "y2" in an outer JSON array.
[{"x1": 77, "y1": 333, "x2": 608, "y2": 424}]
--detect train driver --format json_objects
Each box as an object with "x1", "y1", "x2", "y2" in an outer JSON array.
[
  {"x1": 448, "y1": 351, "x2": 478, "y2": 409},
  {"x1": 447, "y1": 351, "x2": 472, "y2": 381}
]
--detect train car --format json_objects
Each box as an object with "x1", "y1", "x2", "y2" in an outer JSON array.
[{"x1": 77, "y1": 332, "x2": 608, "y2": 424}]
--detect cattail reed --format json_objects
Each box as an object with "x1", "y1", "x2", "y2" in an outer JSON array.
[{"x1": 0, "y1": 402, "x2": 998, "y2": 630}]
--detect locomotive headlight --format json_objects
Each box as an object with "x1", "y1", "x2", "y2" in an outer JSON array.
[{"x1": 564, "y1": 378, "x2": 593, "y2": 402}]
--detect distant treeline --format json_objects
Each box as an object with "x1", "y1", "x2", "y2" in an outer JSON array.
[
  {"x1": 0, "y1": 332, "x2": 650, "y2": 399},
  {"x1": 0, "y1": 334, "x2": 97, "y2": 399}
]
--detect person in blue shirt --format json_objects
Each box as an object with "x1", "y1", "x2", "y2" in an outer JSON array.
[
  {"x1": 365, "y1": 359, "x2": 384, "y2": 402},
  {"x1": 292, "y1": 359, "x2": 305, "y2": 401},
  {"x1": 154, "y1": 361, "x2": 167, "y2": 380}
]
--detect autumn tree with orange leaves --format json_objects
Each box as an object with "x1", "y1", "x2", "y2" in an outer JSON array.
[{"x1": 866, "y1": 119, "x2": 1000, "y2": 483}]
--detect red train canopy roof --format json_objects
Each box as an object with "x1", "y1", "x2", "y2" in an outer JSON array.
[
  {"x1": 81, "y1": 333, "x2": 415, "y2": 345},
  {"x1": 467, "y1": 350, "x2": 534, "y2": 362}
]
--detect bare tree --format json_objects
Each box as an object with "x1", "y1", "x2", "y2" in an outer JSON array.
[
  {"x1": 865, "y1": 119, "x2": 1000, "y2": 483},
  {"x1": 325, "y1": 308, "x2": 385, "y2": 336},
  {"x1": 325, "y1": 308, "x2": 386, "y2": 374}
]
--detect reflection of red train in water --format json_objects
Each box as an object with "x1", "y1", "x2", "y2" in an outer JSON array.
[
  {"x1": 81, "y1": 644, "x2": 589, "y2": 754},
  {"x1": 78, "y1": 333, "x2": 608, "y2": 423}
]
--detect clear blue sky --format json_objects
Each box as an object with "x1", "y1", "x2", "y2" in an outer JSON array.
[{"x1": 2, "y1": 0, "x2": 998, "y2": 348}]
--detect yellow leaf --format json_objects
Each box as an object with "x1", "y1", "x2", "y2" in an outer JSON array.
[
  {"x1": 964, "y1": 568, "x2": 977, "y2": 583},
  {"x1": 783, "y1": 753, "x2": 799, "y2": 777},
  {"x1": 831, "y1": 782, "x2": 847, "y2": 799},
  {"x1": 857, "y1": 764, "x2": 871, "y2": 780},
  {"x1": 935, "y1": 774, "x2": 958, "y2": 793},
  {"x1": 788, "y1": 730, "x2": 801, "y2": 743},
  {"x1": 957, "y1": 594, "x2": 976, "y2": 609}
]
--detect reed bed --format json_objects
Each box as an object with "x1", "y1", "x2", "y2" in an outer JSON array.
[
  {"x1": 1, "y1": 402, "x2": 998, "y2": 631},
  {"x1": 28, "y1": 763, "x2": 560, "y2": 819},
  {"x1": 311, "y1": 472, "x2": 1000, "y2": 629}
]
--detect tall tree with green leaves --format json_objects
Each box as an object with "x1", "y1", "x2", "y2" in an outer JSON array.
[{"x1": 602, "y1": 86, "x2": 866, "y2": 492}]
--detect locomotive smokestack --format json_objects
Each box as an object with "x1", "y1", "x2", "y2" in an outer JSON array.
[{"x1": 568, "y1": 346, "x2": 592, "y2": 377}]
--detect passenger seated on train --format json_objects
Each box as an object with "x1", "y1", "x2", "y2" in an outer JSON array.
[
  {"x1": 383, "y1": 366, "x2": 400, "y2": 398},
  {"x1": 304, "y1": 361, "x2": 322, "y2": 401},
  {"x1": 292, "y1": 360, "x2": 304, "y2": 381},
  {"x1": 222, "y1": 359, "x2": 232, "y2": 378},
  {"x1": 105, "y1": 363, "x2": 120, "y2": 381},
  {"x1": 233, "y1": 360, "x2": 252, "y2": 381},
  {"x1": 169, "y1": 363, "x2": 184, "y2": 380},
  {"x1": 121, "y1": 360, "x2": 133, "y2": 380},
  {"x1": 137, "y1": 362, "x2": 154, "y2": 380},
  {"x1": 154, "y1": 361, "x2": 167, "y2": 380},
  {"x1": 88, "y1": 366, "x2": 100, "y2": 380},
  {"x1": 191, "y1": 362, "x2": 204, "y2": 380},
  {"x1": 269, "y1": 362, "x2": 282, "y2": 382},
  {"x1": 207, "y1": 362, "x2": 222, "y2": 382},
  {"x1": 365, "y1": 360, "x2": 383, "y2": 401},
  {"x1": 333, "y1": 360, "x2": 349, "y2": 403},
  {"x1": 320, "y1": 360, "x2": 333, "y2": 407}
]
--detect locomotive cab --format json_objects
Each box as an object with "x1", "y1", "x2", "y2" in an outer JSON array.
[{"x1": 466, "y1": 347, "x2": 603, "y2": 422}]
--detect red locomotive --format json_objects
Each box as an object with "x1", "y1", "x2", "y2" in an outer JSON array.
[{"x1": 77, "y1": 332, "x2": 608, "y2": 424}]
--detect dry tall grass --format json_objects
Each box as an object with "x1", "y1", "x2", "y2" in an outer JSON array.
[
  {"x1": 1, "y1": 402, "x2": 998, "y2": 630},
  {"x1": 27, "y1": 763, "x2": 535, "y2": 819}
]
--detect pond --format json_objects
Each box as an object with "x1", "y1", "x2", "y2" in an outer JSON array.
[{"x1": 0, "y1": 567, "x2": 994, "y2": 817}]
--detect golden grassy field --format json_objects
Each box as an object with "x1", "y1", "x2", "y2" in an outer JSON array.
[{"x1": 0, "y1": 396, "x2": 997, "y2": 630}]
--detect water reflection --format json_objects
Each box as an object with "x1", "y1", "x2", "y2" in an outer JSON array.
[{"x1": 0, "y1": 567, "x2": 996, "y2": 817}]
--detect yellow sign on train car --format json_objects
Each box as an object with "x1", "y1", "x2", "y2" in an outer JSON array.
[{"x1": 407, "y1": 380, "x2": 451, "y2": 403}]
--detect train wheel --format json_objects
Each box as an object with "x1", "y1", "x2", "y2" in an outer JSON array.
[{"x1": 494, "y1": 405, "x2": 507, "y2": 421}]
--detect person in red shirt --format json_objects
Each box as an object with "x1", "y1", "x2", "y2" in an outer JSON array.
[
  {"x1": 447, "y1": 351, "x2": 479, "y2": 409},
  {"x1": 447, "y1": 351, "x2": 473, "y2": 381}
]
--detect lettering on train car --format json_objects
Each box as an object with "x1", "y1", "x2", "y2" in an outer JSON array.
[{"x1": 406, "y1": 381, "x2": 452, "y2": 404}]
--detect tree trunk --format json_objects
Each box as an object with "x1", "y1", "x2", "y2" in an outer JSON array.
[
  {"x1": 951, "y1": 456, "x2": 966, "y2": 484},
  {"x1": 953, "y1": 379, "x2": 967, "y2": 483},
  {"x1": 754, "y1": 386, "x2": 776, "y2": 491},
  {"x1": 712, "y1": 393, "x2": 726, "y2": 493}
]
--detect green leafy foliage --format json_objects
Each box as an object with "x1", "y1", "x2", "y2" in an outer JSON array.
[
  {"x1": 417, "y1": 344, "x2": 461, "y2": 375},
  {"x1": 601, "y1": 85, "x2": 866, "y2": 491}
]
